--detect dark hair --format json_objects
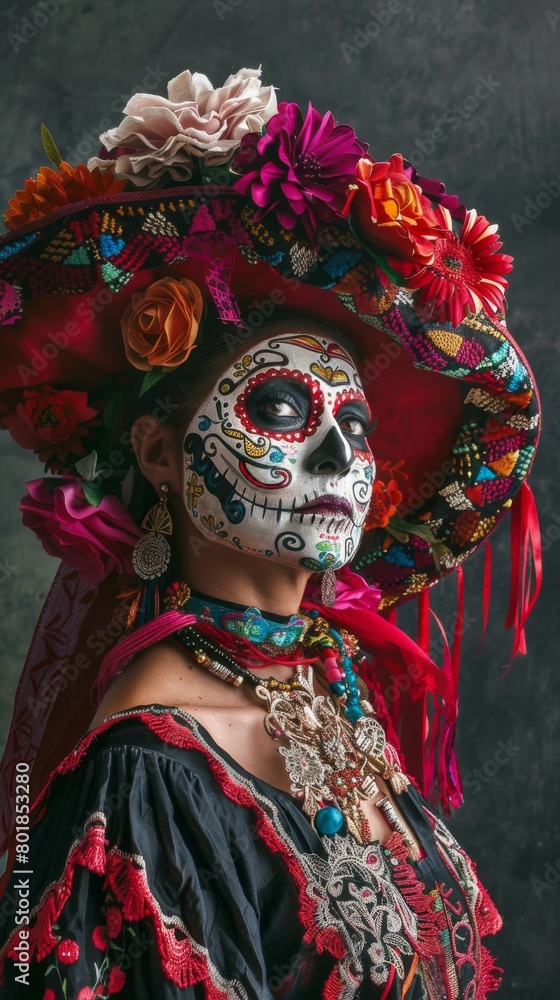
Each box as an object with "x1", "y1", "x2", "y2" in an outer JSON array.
[{"x1": 107, "y1": 304, "x2": 359, "y2": 520}]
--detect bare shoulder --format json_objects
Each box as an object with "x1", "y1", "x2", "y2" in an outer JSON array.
[{"x1": 86, "y1": 640, "x2": 195, "y2": 732}]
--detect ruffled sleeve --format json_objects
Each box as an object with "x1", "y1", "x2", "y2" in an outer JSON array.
[{"x1": 0, "y1": 718, "x2": 299, "y2": 1000}]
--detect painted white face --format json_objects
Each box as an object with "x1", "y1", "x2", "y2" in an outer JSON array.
[{"x1": 182, "y1": 323, "x2": 376, "y2": 571}]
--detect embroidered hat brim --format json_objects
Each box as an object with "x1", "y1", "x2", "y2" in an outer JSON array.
[{"x1": 0, "y1": 183, "x2": 540, "y2": 607}]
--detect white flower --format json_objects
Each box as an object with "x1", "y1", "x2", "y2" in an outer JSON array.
[{"x1": 87, "y1": 66, "x2": 277, "y2": 188}]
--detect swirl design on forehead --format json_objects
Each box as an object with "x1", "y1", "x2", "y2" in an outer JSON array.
[
  {"x1": 218, "y1": 346, "x2": 289, "y2": 396},
  {"x1": 234, "y1": 367, "x2": 323, "y2": 443}
]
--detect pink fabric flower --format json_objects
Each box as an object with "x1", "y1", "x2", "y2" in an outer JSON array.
[
  {"x1": 77, "y1": 990, "x2": 95, "y2": 1000},
  {"x1": 108, "y1": 967, "x2": 127, "y2": 994},
  {"x1": 20, "y1": 477, "x2": 142, "y2": 587},
  {"x1": 57, "y1": 938, "x2": 80, "y2": 964},
  {"x1": 232, "y1": 100, "x2": 368, "y2": 238},
  {"x1": 303, "y1": 565, "x2": 382, "y2": 612},
  {"x1": 88, "y1": 66, "x2": 277, "y2": 187}
]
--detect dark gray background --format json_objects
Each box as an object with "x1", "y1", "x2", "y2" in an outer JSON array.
[{"x1": 0, "y1": 0, "x2": 558, "y2": 994}]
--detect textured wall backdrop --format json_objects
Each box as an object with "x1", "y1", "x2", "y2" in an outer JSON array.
[{"x1": 0, "y1": 0, "x2": 558, "y2": 994}]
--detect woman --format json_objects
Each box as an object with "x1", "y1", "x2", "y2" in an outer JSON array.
[{"x1": 0, "y1": 65, "x2": 540, "y2": 998}]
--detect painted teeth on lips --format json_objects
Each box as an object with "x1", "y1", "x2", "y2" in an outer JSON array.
[{"x1": 294, "y1": 495, "x2": 353, "y2": 518}]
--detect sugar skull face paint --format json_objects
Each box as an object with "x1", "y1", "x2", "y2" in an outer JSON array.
[{"x1": 182, "y1": 325, "x2": 376, "y2": 571}]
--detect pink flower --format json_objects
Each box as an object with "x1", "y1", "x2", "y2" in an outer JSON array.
[
  {"x1": 57, "y1": 938, "x2": 79, "y2": 964},
  {"x1": 1, "y1": 385, "x2": 100, "y2": 470},
  {"x1": 92, "y1": 924, "x2": 108, "y2": 949},
  {"x1": 232, "y1": 101, "x2": 368, "y2": 238},
  {"x1": 108, "y1": 966, "x2": 127, "y2": 994},
  {"x1": 105, "y1": 906, "x2": 123, "y2": 939},
  {"x1": 88, "y1": 66, "x2": 277, "y2": 187},
  {"x1": 77, "y1": 990, "x2": 95, "y2": 1000},
  {"x1": 303, "y1": 565, "x2": 381, "y2": 612},
  {"x1": 20, "y1": 477, "x2": 142, "y2": 586}
]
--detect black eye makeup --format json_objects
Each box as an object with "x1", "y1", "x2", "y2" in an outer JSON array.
[
  {"x1": 245, "y1": 377, "x2": 311, "y2": 430},
  {"x1": 336, "y1": 403, "x2": 376, "y2": 441}
]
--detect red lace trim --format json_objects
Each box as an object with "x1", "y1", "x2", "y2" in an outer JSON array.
[
  {"x1": 384, "y1": 830, "x2": 445, "y2": 960},
  {"x1": 140, "y1": 711, "x2": 347, "y2": 961},
  {"x1": 0, "y1": 814, "x2": 240, "y2": 998},
  {"x1": 423, "y1": 809, "x2": 503, "y2": 997}
]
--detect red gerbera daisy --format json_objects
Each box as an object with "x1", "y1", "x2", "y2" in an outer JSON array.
[{"x1": 387, "y1": 204, "x2": 514, "y2": 327}]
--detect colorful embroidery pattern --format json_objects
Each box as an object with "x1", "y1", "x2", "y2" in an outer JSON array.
[{"x1": 0, "y1": 188, "x2": 539, "y2": 602}]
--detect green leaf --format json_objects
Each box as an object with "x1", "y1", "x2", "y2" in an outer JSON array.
[
  {"x1": 74, "y1": 450, "x2": 99, "y2": 481},
  {"x1": 386, "y1": 515, "x2": 452, "y2": 578},
  {"x1": 347, "y1": 219, "x2": 407, "y2": 286},
  {"x1": 61, "y1": 978, "x2": 67, "y2": 998},
  {"x1": 44, "y1": 964, "x2": 56, "y2": 975},
  {"x1": 82, "y1": 480, "x2": 108, "y2": 507},
  {"x1": 139, "y1": 367, "x2": 168, "y2": 397},
  {"x1": 40, "y1": 123, "x2": 62, "y2": 169}
]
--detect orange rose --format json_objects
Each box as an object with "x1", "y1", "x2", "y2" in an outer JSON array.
[
  {"x1": 343, "y1": 154, "x2": 441, "y2": 264},
  {"x1": 120, "y1": 276, "x2": 204, "y2": 371}
]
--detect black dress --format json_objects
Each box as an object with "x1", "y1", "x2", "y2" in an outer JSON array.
[{"x1": 0, "y1": 705, "x2": 503, "y2": 999}]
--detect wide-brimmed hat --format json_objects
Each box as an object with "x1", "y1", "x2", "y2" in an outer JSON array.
[
  {"x1": 0, "y1": 66, "x2": 542, "y2": 861},
  {"x1": 0, "y1": 67, "x2": 541, "y2": 607}
]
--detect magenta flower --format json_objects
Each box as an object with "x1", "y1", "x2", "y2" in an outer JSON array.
[
  {"x1": 232, "y1": 101, "x2": 368, "y2": 237},
  {"x1": 20, "y1": 477, "x2": 142, "y2": 587},
  {"x1": 303, "y1": 565, "x2": 382, "y2": 612}
]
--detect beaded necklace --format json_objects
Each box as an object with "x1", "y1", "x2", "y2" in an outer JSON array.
[{"x1": 164, "y1": 581, "x2": 417, "y2": 857}]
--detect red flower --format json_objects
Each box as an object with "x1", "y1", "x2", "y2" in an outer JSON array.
[
  {"x1": 42, "y1": 991, "x2": 57, "y2": 1000},
  {"x1": 77, "y1": 989, "x2": 96, "y2": 1000},
  {"x1": 387, "y1": 204, "x2": 514, "y2": 327},
  {"x1": 1, "y1": 385, "x2": 100, "y2": 469},
  {"x1": 108, "y1": 967, "x2": 127, "y2": 994},
  {"x1": 343, "y1": 154, "x2": 441, "y2": 264},
  {"x1": 105, "y1": 906, "x2": 123, "y2": 939},
  {"x1": 364, "y1": 479, "x2": 403, "y2": 530},
  {"x1": 57, "y1": 938, "x2": 80, "y2": 964},
  {"x1": 4, "y1": 161, "x2": 126, "y2": 231},
  {"x1": 92, "y1": 924, "x2": 109, "y2": 949}
]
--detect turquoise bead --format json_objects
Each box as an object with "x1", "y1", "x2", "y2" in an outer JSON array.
[
  {"x1": 346, "y1": 703, "x2": 363, "y2": 722},
  {"x1": 315, "y1": 805, "x2": 344, "y2": 835},
  {"x1": 330, "y1": 680, "x2": 346, "y2": 696}
]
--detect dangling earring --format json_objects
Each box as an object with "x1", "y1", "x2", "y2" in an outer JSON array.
[
  {"x1": 321, "y1": 567, "x2": 337, "y2": 608},
  {"x1": 132, "y1": 482, "x2": 173, "y2": 581}
]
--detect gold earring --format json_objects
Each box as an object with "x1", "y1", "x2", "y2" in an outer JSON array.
[
  {"x1": 320, "y1": 567, "x2": 337, "y2": 608},
  {"x1": 132, "y1": 482, "x2": 173, "y2": 581}
]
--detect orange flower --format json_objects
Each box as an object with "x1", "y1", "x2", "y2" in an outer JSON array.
[
  {"x1": 343, "y1": 154, "x2": 441, "y2": 264},
  {"x1": 120, "y1": 276, "x2": 204, "y2": 371},
  {"x1": 4, "y1": 161, "x2": 127, "y2": 231},
  {"x1": 364, "y1": 478, "x2": 403, "y2": 530}
]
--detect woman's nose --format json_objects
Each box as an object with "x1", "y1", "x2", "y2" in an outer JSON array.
[{"x1": 304, "y1": 425, "x2": 354, "y2": 476}]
